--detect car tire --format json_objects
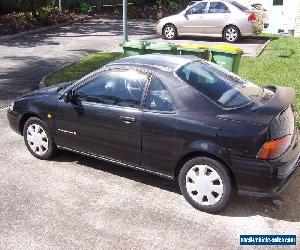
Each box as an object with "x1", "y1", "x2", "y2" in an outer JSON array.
[
  {"x1": 23, "y1": 117, "x2": 57, "y2": 160},
  {"x1": 178, "y1": 157, "x2": 232, "y2": 213},
  {"x1": 223, "y1": 25, "x2": 240, "y2": 43},
  {"x1": 163, "y1": 24, "x2": 177, "y2": 40}
]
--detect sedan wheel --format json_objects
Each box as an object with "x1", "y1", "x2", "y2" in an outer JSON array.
[
  {"x1": 179, "y1": 157, "x2": 232, "y2": 213},
  {"x1": 163, "y1": 24, "x2": 177, "y2": 40},
  {"x1": 24, "y1": 117, "x2": 57, "y2": 160},
  {"x1": 27, "y1": 124, "x2": 49, "y2": 156},
  {"x1": 186, "y1": 165, "x2": 224, "y2": 206},
  {"x1": 224, "y1": 26, "x2": 240, "y2": 43}
]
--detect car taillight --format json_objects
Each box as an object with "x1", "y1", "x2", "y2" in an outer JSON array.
[
  {"x1": 257, "y1": 134, "x2": 292, "y2": 160},
  {"x1": 248, "y1": 13, "x2": 256, "y2": 23}
]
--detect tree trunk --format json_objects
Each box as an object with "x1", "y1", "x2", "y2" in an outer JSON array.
[{"x1": 29, "y1": 0, "x2": 38, "y2": 18}]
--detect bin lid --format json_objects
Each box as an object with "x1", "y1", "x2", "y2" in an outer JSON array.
[
  {"x1": 121, "y1": 40, "x2": 149, "y2": 49},
  {"x1": 145, "y1": 42, "x2": 176, "y2": 50},
  {"x1": 209, "y1": 45, "x2": 243, "y2": 54},
  {"x1": 179, "y1": 43, "x2": 209, "y2": 49}
]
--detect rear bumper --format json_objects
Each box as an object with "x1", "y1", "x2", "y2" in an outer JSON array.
[
  {"x1": 7, "y1": 109, "x2": 22, "y2": 135},
  {"x1": 231, "y1": 131, "x2": 300, "y2": 198}
]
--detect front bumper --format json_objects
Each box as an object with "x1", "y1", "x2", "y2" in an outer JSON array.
[
  {"x1": 155, "y1": 23, "x2": 163, "y2": 35},
  {"x1": 231, "y1": 131, "x2": 300, "y2": 198},
  {"x1": 7, "y1": 109, "x2": 22, "y2": 135}
]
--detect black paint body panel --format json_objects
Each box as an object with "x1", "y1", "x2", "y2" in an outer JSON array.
[{"x1": 7, "y1": 55, "x2": 300, "y2": 197}]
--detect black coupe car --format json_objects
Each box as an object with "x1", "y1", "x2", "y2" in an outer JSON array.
[{"x1": 7, "y1": 54, "x2": 300, "y2": 213}]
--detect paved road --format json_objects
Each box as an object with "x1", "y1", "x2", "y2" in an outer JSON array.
[
  {"x1": 0, "y1": 109, "x2": 299, "y2": 249},
  {"x1": 0, "y1": 18, "x2": 155, "y2": 108}
]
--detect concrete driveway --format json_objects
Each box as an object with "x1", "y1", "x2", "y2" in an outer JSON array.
[{"x1": 0, "y1": 109, "x2": 299, "y2": 249}]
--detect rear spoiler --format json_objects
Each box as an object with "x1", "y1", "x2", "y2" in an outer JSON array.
[{"x1": 251, "y1": 86, "x2": 295, "y2": 115}]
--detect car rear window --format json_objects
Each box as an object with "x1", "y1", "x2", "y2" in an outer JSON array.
[
  {"x1": 230, "y1": 1, "x2": 250, "y2": 11},
  {"x1": 176, "y1": 61, "x2": 263, "y2": 108}
]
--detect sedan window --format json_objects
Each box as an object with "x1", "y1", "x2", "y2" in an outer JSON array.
[
  {"x1": 144, "y1": 75, "x2": 174, "y2": 112},
  {"x1": 187, "y1": 2, "x2": 207, "y2": 14},
  {"x1": 75, "y1": 70, "x2": 147, "y2": 108},
  {"x1": 208, "y1": 2, "x2": 230, "y2": 13},
  {"x1": 176, "y1": 61, "x2": 263, "y2": 108}
]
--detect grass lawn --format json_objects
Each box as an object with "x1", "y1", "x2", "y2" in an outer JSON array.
[
  {"x1": 239, "y1": 36, "x2": 300, "y2": 120},
  {"x1": 45, "y1": 36, "x2": 300, "y2": 120},
  {"x1": 44, "y1": 52, "x2": 123, "y2": 86}
]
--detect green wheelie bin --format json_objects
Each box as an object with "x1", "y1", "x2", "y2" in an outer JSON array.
[
  {"x1": 121, "y1": 40, "x2": 150, "y2": 57},
  {"x1": 144, "y1": 42, "x2": 177, "y2": 55},
  {"x1": 209, "y1": 45, "x2": 243, "y2": 73},
  {"x1": 177, "y1": 44, "x2": 211, "y2": 61}
]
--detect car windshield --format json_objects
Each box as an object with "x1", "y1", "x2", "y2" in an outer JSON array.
[
  {"x1": 176, "y1": 61, "x2": 264, "y2": 108},
  {"x1": 230, "y1": 1, "x2": 250, "y2": 11}
]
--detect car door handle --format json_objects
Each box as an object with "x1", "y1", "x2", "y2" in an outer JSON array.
[{"x1": 120, "y1": 116, "x2": 136, "y2": 123}]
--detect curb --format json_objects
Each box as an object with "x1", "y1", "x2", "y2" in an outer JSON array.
[
  {"x1": 0, "y1": 16, "x2": 92, "y2": 42},
  {"x1": 255, "y1": 38, "x2": 271, "y2": 57}
]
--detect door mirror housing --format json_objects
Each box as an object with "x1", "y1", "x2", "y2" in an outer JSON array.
[
  {"x1": 63, "y1": 90, "x2": 74, "y2": 103},
  {"x1": 184, "y1": 10, "x2": 191, "y2": 16}
]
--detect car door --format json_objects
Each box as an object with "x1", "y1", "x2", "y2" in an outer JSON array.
[
  {"x1": 54, "y1": 69, "x2": 149, "y2": 166},
  {"x1": 202, "y1": 1, "x2": 231, "y2": 35},
  {"x1": 181, "y1": 1, "x2": 209, "y2": 35},
  {"x1": 141, "y1": 74, "x2": 178, "y2": 176}
]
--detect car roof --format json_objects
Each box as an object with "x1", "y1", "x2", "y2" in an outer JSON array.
[{"x1": 106, "y1": 54, "x2": 196, "y2": 72}]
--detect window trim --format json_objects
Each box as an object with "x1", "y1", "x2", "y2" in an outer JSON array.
[
  {"x1": 173, "y1": 60, "x2": 262, "y2": 111},
  {"x1": 208, "y1": 1, "x2": 230, "y2": 14},
  {"x1": 187, "y1": 1, "x2": 209, "y2": 15},
  {"x1": 273, "y1": 0, "x2": 283, "y2": 6},
  {"x1": 141, "y1": 73, "x2": 178, "y2": 114},
  {"x1": 68, "y1": 67, "x2": 152, "y2": 111}
]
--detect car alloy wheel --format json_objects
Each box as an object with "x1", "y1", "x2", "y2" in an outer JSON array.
[
  {"x1": 163, "y1": 24, "x2": 177, "y2": 40},
  {"x1": 186, "y1": 165, "x2": 224, "y2": 206},
  {"x1": 27, "y1": 124, "x2": 49, "y2": 156},
  {"x1": 179, "y1": 157, "x2": 232, "y2": 213},
  {"x1": 224, "y1": 26, "x2": 240, "y2": 43}
]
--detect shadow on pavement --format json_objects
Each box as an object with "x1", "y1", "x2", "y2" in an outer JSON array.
[
  {"x1": 169, "y1": 36, "x2": 270, "y2": 45},
  {"x1": 0, "y1": 56, "x2": 63, "y2": 106},
  {"x1": 0, "y1": 18, "x2": 155, "y2": 48},
  {"x1": 53, "y1": 150, "x2": 300, "y2": 222}
]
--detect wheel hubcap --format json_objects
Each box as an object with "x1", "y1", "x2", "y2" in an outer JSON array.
[
  {"x1": 186, "y1": 165, "x2": 224, "y2": 206},
  {"x1": 225, "y1": 28, "x2": 237, "y2": 42},
  {"x1": 165, "y1": 26, "x2": 175, "y2": 39},
  {"x1": 26, "y1": 124, "x2": 49, "y2": 156}
]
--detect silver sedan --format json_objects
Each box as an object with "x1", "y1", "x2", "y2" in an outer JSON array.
[{"x1": 156, "y1": 0, "x2": 264, "y2": 43}]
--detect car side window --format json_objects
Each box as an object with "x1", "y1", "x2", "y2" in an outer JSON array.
[
  {"x1": 144, "y1": 75, "x2": 174, "y2": 112},
  {"x1": 188, "y1": 2, "x2": 208, "y2": 14},
  {"x1": 75, "y1": 70, "x2": 147, "y2": 109},
  {"x1": 208, "y1": 2, "x2": 230, "y2": 13}
]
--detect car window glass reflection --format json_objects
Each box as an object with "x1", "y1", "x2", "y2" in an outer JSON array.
[
  {"x1": 145, "y1": 75, "x2": 174, "y2": 112},
  {"x1": 177, "y1": 61, "x2": 263, "y2": 108},
  {"x1": 188, "y1": 2, "x2": 207, "y2": 14},
  {"x1": 208, "y1": 2, "x2": 230, "y2": 13},
  {"x1": 76, "y1": 70, "x2": 147, "y2": 108}
]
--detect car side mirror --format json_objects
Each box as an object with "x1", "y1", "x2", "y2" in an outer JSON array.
[{"x1": 63, "y1": 90, "x2": 74, "y2": 103}]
